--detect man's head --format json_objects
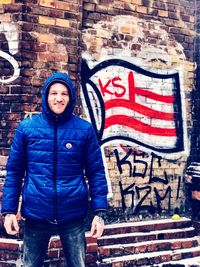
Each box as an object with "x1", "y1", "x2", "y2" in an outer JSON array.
[
  {"x1": 42, "y1": 72, "x2": 76, "y2": 122},
  {"x1": 47, "y1": 82, "x2": 70, "y2": 115}
]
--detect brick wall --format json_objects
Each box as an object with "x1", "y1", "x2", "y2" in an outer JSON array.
[
  {"x1": 0, "y1": 0, "x2": 198, "y2": 221},
  {"x1": 0, "y1": 0, "x2": 82, "y2": 155}
]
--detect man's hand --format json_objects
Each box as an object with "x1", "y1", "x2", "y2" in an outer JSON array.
[
  {"x1": 90, "y1": 215, "x2": 104, "y2": 238},
  {"x1": 4, "y1": 214, "x2": 19, "y2": 235}
]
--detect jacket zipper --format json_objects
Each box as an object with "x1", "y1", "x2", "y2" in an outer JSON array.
[{"x1": 53, "y1": 122, "x2": 58, "y2": 222}]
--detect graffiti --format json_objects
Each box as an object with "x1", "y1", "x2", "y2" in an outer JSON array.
[
  {"x1": 81, "y1": 16, "x2": 189, "y2": 156},
  {"x1": 81, "y1": 59, "x2": 184, "y2": 153},
  {"x1": 0, "y1": 22, "x2": 20, "y2": 83},
  {"x1": 115, "y1": 148, "x2": 181, "y2": 215},
  {"x1": 119, "y1": 181, "x2": 171, "y2": 215},
  {"x1": 81, "y1": 15, "x2": 189, "y2": 212}
]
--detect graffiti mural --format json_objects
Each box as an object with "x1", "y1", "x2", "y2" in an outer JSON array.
[
  {"x1": 0, "y1": 22, "x2": 20, "y2": 84},
  {"x1": 81, "y1": 16, "x2": 191, "y2": 215},
  {"x1": 81, "y1": 59, "x2": 184, "y2": 154}
]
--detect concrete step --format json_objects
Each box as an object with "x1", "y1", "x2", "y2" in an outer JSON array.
[
  {"x1": 97, "y1": 246, "x2": 200, "y2": 266},
  {"x1": 85, "y1": 217, "x2": 200, "y2": 266},
  {"x1": 98, "y1": 226, "x2": 195, "y2": 246},
  {"x1": 149, "y1": 248, "x2": 200, "y2": 266},
  {"x1": 103, "y1": 217, "x2": 192, "y2": 236},
  {"x1": 98, "y1": 237, "x2": 199, "y2": 259},
  {"x1": 154, "y1": 256, "x2": 200, "y2": 266}
]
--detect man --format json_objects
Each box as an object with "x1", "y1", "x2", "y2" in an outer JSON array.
[{"x1": 1, "y1": 72, "x2": 108, "y2": 267}]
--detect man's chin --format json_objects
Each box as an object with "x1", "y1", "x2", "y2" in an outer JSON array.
[{"x1": 53, "y1": 109, "x2": 65, "y2": 115}]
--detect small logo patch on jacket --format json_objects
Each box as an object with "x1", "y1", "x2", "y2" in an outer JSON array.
[{"x1": 66, "y1": 143, "x2": 72, "y2": 150}]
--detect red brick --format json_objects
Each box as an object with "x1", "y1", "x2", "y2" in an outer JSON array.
[
  {"x1": 171, "y1": 253, "x2": 182, "y2": 261},
  {"x1": 182, "y1": 240, "x2": 193, "y2": 248},
  {"x1": 160, "y1": 254, "x2": 172, "y2": 262},
  {"x1": 86, "y1": 235, "x2": 97, "y2": 244},
  {"x1": 98, "y1": 246, "x2": 110, "y2": 257},
  {"x1": 0, "y1": 156, "x2": 8, "y2": 166},
  {"x1": 46, "y1": 249, "x2": 59, "y2": 258},
  {"x1": 135, "y1": 244, "x2": 147, "y2": 253},
  {"x1": 171, "y1": 241, "x2": 182, "y2": 249},
  {"x1": 87, "y1": 243, "x2": 98, "y2": 253},
  {"x1": 0, "y1": 263, "x2": 16, "y2": 267},
  {"x1": 147, "y1": 243, "x2": 157, "y2": 252},
  {"x1": 49, "y1": 238, "x2": 62, "y2": 249},
  {"x1": 136, "y1": 257, "x2": 149, "y2": 265},
  {"x1": 0, "y1": 251, "x2": 20, "y2": 261},
  {"x1": 193, "y1": 250, "x2": 200, "y2": 257},
  {"x1": 4, "y1": 4, "x2": 23, "y2": 12},
  {"x1": 85, "y1": 253, "x2": 97, "y2": 264},
  {"x1": 150, "y1": 255, "x2": 162, "y2": 264},
  {"x1": 0, "y1": 242, "x2": 20, "y2": 251}
]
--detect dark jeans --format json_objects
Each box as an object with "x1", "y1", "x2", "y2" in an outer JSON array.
[{"x1": 23, "y1": 219, "x2": 86, "y2": 267}]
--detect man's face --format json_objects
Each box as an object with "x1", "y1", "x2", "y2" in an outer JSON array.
[{"x1": 47, "y1": 83, "x2": 70, "y2": 115}]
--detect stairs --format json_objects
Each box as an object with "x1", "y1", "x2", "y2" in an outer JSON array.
[{"x1": 86, "y1": 217, "x2": 200, "y2": 267}]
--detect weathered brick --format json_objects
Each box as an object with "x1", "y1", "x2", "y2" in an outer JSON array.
[
  {"x1": 4, "y1": 3, "x2": 22, "y2": 12},
  {"x1": 0, "y1": 251, "x2": 20, "y2": 261},
  {"x1": 0, "y1": 0, "x2": 12, "y2": 3},
  {"x1": 35, "y1": 33, "x2": 55, "y2": 43},
  {"x1": 0, "y1": 156, "x2": 7, "y2": 166},
  {"x1": 38, "y1": 53, "x2": 67, "y2": 63},
  {"x1": 135, "y1": 244, "x2": 147, "y2": 253},
  {"x1": 39, "y1": 15, "x2": 55, "y2": 26},
  {"x1": 131, "y1": 0, "x2": 142, "y2": 4},
  {"x1": 46, "y1": 249, "x2": 60, "y2": 258},
  {"x1": 85, "y1": 253, "x2": 97, "y2": 264},
  {"x1": 136, "y1": 5, "x2": 148, "y2": 14},
  {"x1": 87, "y1": 243, "x2": 98, "y2": 253},
  {"x1": 55, "y1": 18, "x2": 70, "y2": 28},
  {"x1": 33, "y1": 43, "x2": 47, "y2": 52},
  {"x1": 39, "y1": 0, "x2": 55, "y2": 8},
  {"x1": 49, "y1": 8, "x2": 64, "y2": 17},
  {"x1": 83, "y1": 3, "x2": 95, "y2": 11},
  {"x1": 193, "y1": 249, "x2": 200, "y2": 257},
  {"x1": 47, "y1": 43, "x2": 67, "y2": 54},
  {"x1": 0, "y1": 13, "x2": 11, "y2": 21},
  {"x1": 158, "y1": 10, "x2": 168, "y2": 17},
  {"x1": 96, "y1": 5, "x2": 108, "y2": 13},
  {"x1": 171, "y1": 241, "x2": 182, "y2": 249},
  {"x1": 120, "y1": 26, "x2": 131, "y2": 34},
  {"x1": 55, "y1": 1, "x2": 70, "y2": 11},
  {"x1": 49, "y1": 238, "x2": 62, "y2": 249},
  {"x1": 182, "y1": 240, "x2": 193, "y2": 248},
  {"x1": 0, "y1": 263, "x2": 16, "y2": 267},
  {"x1": 171, "y1": 253, "x2": 182, "y2": 261}
]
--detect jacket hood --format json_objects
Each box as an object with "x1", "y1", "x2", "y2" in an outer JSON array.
[{"x1": 42, "y1": 72, "x2": 76, "y2": 123}]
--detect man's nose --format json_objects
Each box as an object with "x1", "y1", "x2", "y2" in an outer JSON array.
[{"x1": 55, "y1": 94, "x2": 63, "y2": 101}]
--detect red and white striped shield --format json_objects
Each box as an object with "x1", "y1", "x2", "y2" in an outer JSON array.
[{"x1": 81, "y1": 59, "x2": 184, "y2": 154}]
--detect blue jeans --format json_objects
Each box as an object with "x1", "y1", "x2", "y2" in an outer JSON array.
[{"x1": 23, "y1": 219, "x2": 86, "y2": 267}]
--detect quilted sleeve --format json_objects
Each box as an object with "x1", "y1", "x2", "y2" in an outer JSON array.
[
  {"x1": 85, "y1": 125, "x2": 108, "y2": 212},
  {"x1": 1, "y1": 122, "x2": 26, "y2": 215}
]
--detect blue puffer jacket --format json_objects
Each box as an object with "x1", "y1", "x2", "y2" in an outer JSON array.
[{"x1": 2, "y1": 73, "x2": 108, "y2": 223}]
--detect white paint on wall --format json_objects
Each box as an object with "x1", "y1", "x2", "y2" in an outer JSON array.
[
  {"x1": 82, "y1": 16, "x2": 186, "y2": 68},
  {"x1": 0, "y1": 22, "x2": 20, "y2": 83}
]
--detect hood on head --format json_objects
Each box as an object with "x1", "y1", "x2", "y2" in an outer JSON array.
[{"x1": 42, "y1": 72, "x2": 76, "y2": 123}]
